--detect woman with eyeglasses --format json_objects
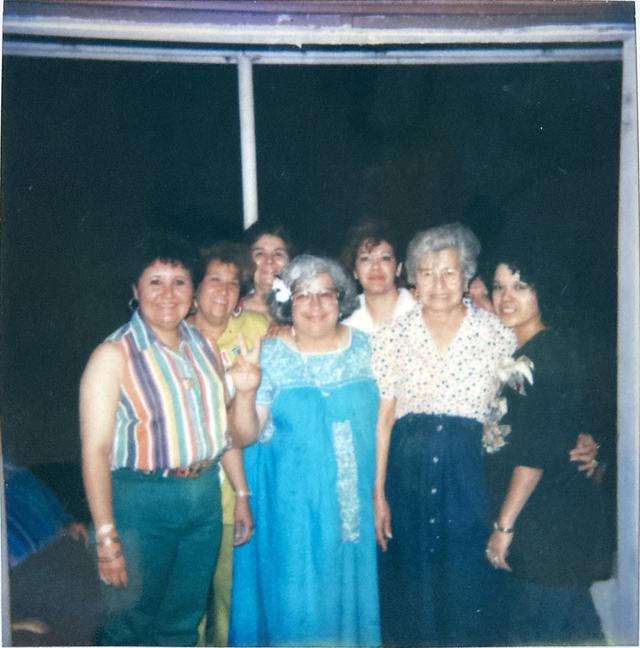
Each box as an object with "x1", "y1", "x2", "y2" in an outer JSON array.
[{"x1": 228, "y1": 254, "x2": 381, "y2": 647}]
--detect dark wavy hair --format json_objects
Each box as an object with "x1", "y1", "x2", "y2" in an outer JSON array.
[
  {"x1": 242, "y1": 220, "x2": 296, "y2": 258},
  {"x1": 339, "y1": 219, "x2": 402, "y2": 278},
  {"x1": 198, "y1": 240, "x2": 255, "y2": 295},
  {"x1": 483, "y1": 241, "x2": 570, "y2": 328},
  {"x1": 129, "y1": 230, "x2": 198, "y2": 286}
]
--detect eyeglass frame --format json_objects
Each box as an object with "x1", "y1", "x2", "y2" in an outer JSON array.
[{"x1": 290, "y1": 287, "x2": 339, "y2": 306}]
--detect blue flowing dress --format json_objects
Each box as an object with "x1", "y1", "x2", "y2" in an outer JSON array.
[{"x1": 229, "y1": 329, "x2": 381, "y2": 647}]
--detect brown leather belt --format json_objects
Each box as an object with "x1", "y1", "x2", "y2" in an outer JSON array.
[{"x1": 146, "y1": 459, "x2": 215, "y2": 479}]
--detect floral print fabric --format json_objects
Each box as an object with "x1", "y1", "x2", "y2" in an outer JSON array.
[{"x1": 372, "y1": 304, "x2": 515, "y2": 422}]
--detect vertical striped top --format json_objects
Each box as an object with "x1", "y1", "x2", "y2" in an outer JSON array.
[{"x1": 107, "y1": 310, "x2": 228, "y2": 471}]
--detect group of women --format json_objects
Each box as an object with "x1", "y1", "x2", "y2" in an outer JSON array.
[{"x1": 80, "y1": 219, "x2": 610, "y2": 647}]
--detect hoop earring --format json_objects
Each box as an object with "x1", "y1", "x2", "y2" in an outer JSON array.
[{"x1": 128, "y1": 297, "x2": 138, "y2": 312}]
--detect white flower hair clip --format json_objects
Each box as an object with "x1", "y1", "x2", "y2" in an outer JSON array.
[{"x1": 272, "y1": 277, "x2": 292, "y2": 303}]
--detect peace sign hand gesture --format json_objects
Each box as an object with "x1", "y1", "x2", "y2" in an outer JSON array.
[
  {"x1": 230, "y1": 333, "x2": 262, "y2": 395},
  {"x1": 228, "y1": 334, "x2": 263, "y2": 447}
]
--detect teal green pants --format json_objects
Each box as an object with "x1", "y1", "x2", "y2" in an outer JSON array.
[{"x1": 97, "y1": 465, "x2": 222, "y2": 646}]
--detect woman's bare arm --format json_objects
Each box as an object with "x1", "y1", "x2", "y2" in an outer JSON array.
[
  {"x1": 486, "y1": 465, "x2": 543, "y2": 571},
  {"x1": 220, "y1": 447, "x2": 254, "y2": 546},
  {"x1": 79, "y1": 341, "x2": 127, "y2": 587},
  {"x1": 374, "y1": 396, "x2": 397, "y2": 552}
]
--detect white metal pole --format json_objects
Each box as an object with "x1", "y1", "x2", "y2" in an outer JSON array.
[
  {"x1": 610, "y1": 31, "x2": 639, "y2": 646},
  {"x1": 238, "y1": 55, "x2": 258, "y2": 230}
]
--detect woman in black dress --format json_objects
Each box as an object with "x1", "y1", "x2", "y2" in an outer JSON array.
[{"x1": 484, "y1": 244, "x2": 611, "y2": 644}]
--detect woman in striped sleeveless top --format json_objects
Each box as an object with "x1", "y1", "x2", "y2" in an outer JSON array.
[{"x1": 80, "y1": 231, "x2": 252, "y2": 646}]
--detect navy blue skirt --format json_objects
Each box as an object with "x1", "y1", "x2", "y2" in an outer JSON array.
[{"x1": 379, "y1": 413, "x2": 506, "y2": 647}]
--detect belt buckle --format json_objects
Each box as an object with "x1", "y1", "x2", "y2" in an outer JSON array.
[
  {"x1": 178, "y1": 461, "x2": 207, "y2": 478},
  {"x1": 192, "y1": 460, "x2": 212, "y2": 477},
  {"x1": 161, "y1": 459, "x2": 211, "y2": 479}
]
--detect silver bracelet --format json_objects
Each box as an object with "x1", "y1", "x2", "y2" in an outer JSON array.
[
  {"x1": 236, "y1": 489, "x2": 252, "y2": 498},
  {"x1": 96, "y1": 522, "x2": 115, "y2": 538},
  {"x1": 493, "y1": 520, "x2": 514, "y2": 534}
]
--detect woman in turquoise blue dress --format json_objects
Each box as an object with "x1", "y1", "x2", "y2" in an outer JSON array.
[{"x1": 228, "y1": 254, "x2": 381, "y2": 647}]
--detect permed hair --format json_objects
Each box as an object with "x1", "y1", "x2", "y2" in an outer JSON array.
[
  {"x1": 405, "y1": 222, "x2": 481, "y2": 284},
  {"x1": 242, "y1": 220, "x2": 296, "y2": 258},
  {"x1": 198, "y1": 241, "x2": 255, "y2": 295},
  {"x1": 339, "y1": 219, "x2": 402, "y2": 276},
  {"x1": 130, "y1": 230, "x2": 198, "y2": 286},
  {"x1": 268, "y1": 254, "x2": 359, "y2": 325}
]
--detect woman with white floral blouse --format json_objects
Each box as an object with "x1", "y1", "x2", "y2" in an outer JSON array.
[
  {"x1": 371, "y1": 222, "x2": 514, "y2": 646},
  {"x1": 371, "y1": 222, "x2": 599, "y2": 646}
]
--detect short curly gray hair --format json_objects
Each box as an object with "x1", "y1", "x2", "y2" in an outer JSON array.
[
  {"x1": 405, "y1": 222, "x2": 481, "y2": 283},
  {"x1": 268, "y1": 254, "x2": 359, "y2": 325}
]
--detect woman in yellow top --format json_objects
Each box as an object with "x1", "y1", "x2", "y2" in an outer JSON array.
[{"x1": 191, "y1": 241, "x2": 267, "y2": 646}]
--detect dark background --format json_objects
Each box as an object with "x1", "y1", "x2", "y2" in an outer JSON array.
[{"x1": 1, "y1": 56, "x2": 620, "y2": 473}]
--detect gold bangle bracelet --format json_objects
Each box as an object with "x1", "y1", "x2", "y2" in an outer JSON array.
[
  {"x1": 96, "y1": 536, "x2": 121, "y2": 548},
  {"x1": 98, "y1": 549, "x2": 123, "y2": 563}
]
